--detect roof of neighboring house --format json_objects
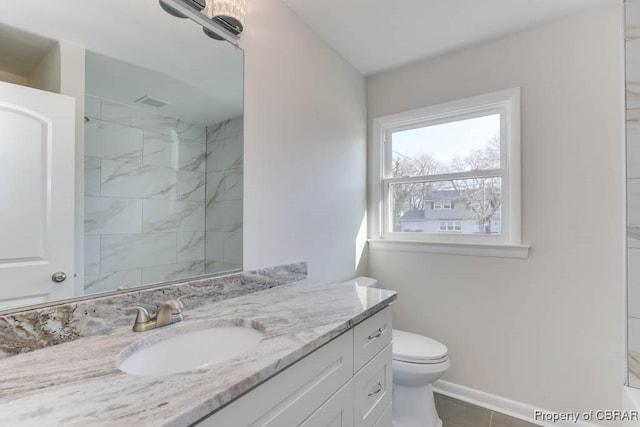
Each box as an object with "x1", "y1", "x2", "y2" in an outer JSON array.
[
  {"x1": 423, "y1": 190, "x2": 461, "y2": 201},
  {"x1": 400, "y1": 209, "x2": 425, "y2": 220}
]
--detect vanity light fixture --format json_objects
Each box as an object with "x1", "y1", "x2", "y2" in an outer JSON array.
[
  {"x1": 158, "y1": 0, "x2": 243, "y2": 45},
  {"x1": 201, "y1": 0, "x2": 246, "y2": 36},
  {"x1": 159, "y1": 0, "x2": 188, "y2": 18}
]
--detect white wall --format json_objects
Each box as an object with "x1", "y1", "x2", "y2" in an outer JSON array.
[
  {"x1": 0, "y1": 70, "x2": 27, "y2": 86},
  {"x1": 241, "y1": 0, "x2": 368, "y2": 281},
  {"x1": 367, "y1": 2, "x2": 625, "y2": 418},
  {"x1": 28, "y1": 43, "x2": 61, "y2": 93}
]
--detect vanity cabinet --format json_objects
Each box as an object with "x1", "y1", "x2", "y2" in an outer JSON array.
[{"x1": 194, "y1": 306, "x2": 393, "y2": 427}]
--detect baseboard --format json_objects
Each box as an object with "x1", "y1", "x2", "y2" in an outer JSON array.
[{"x1": 433, "y1": 380, "x2": 599, "y2": 427}]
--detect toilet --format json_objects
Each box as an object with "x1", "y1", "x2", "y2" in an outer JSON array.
[{"x1": 343, "y1": 277, "x2": 450, "y2": 427}]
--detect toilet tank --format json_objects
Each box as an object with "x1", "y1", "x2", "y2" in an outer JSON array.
[{"x1": 342, "y1": 277, "x2": 378, "y2": 288}]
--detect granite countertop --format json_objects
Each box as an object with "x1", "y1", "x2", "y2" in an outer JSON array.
[{"x1": 0, "y1": 280, "x2": 396, "y2": 426}]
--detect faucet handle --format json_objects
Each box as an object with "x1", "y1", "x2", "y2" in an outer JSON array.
[
  {"x1": 121, "y1": 306, "x2": 151, "y2": 324},
  {"x1": 162, "y1": 297, "x2": 185, "y2": 315}
]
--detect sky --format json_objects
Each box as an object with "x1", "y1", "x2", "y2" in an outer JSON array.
[{"x1": 392, "y1": 114, "x2": 500, "y2": 165}]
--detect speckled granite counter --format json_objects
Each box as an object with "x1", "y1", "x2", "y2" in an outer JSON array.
[
  {"x1": 0, "y1": 280, "x2": 396, "y2": 426},
  {"x1": 0, "y1": 263, "x2": 306, "y2": 358}
]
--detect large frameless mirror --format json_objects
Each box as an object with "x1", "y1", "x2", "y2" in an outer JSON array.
[{"x1": 0, "y1": 0, "x2": 244, "y2": 313}]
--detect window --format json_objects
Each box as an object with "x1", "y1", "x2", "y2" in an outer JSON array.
[
  {"x1": 370, "y1": 88, "x2": 522, "y2": 249},
  {"x1": 440, "y1": 221, "x2": 462, "y2": 232},
  {"x1": 433, "y1": 200, "x2": 452, "y2": 210}
]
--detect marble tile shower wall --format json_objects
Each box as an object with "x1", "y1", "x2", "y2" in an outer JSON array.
[
  {"x1": 627, "y1": 0, "x2": 640, "y2": 389},
  {"x1": 204, "y1": 117, "x2": 243, "y2": 274},
  {"x1": 83, "y1": 95, "x2": 243, "y2": 294}
]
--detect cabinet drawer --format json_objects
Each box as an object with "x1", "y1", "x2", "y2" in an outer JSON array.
[
  {"x1": 353, "y1": 344, "x2": 392, "y2": 427},
  {"x1": 353, "y1": 306, "x2": 392, "y2": 372},
  {"x1": 372, "y1": 404, "x2": 391, "y2": 427},
  {"x1": 195, "y1": 330, "x2": 353, "y2": 427},
  {"x1": 300, "y1": 380, "x2": 354, "y2": 427}
]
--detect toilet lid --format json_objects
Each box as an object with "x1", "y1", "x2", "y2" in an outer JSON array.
[{"x1": 392, "y1": 329, "x2": 448, "y2": 364}]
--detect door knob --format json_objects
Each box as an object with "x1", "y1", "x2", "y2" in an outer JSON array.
[{"x1": 51, "y1": 272, "x2": 67, "y2": 283}]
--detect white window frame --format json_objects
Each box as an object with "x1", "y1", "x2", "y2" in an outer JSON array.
[
  {"x1": 433, "y1": 200, "x2": 452, "y2": 210},
  {"x1": 439, "y1": 221, "x2": 462, "y2": 232},
  {"x1": 369, "y1": 88, "x2": 528, "y2": 259}
]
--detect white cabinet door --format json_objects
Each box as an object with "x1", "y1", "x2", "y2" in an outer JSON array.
[
  {"x1": 354, "y1": 345, "x2": 392, "y2": 427},
  {"x1": 300, "y1": 380, "x2": 354, "y2": 427},
  {"x1": 195, "y1": 330, "x2": 353, "y2": 427},
  {"x1": 0, "y1": 81, "x2": 76, "y2": 310}
]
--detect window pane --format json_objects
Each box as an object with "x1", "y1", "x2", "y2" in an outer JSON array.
[
  {"x1": 390, "y1": 178, "x2": 502, "y2": 235},
  {"x1": 391, "y1": 114, "x2": 500, "y2": 177}
]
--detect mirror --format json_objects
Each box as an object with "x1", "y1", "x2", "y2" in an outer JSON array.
[{"x1": 0, "y1": 0, "x2": 244, "y2": 312}]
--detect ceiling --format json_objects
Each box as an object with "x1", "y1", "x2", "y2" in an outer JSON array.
[
  {"x1": 0, "y1": 0, "x2": 243, "y2": 126},
  {"x1": 282, "y1": 0, "x2": 617, "y2": 76}
]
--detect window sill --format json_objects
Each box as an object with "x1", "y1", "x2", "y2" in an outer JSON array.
[{"x1": 367, "y1": 239, "x2": 530, "y2": 259}]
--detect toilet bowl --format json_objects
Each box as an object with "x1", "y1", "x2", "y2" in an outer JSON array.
[
  {"x1": 392, "y1": 329, "x2": 450, "y2": 427},
  {"x1": 343, "y1": 277, "x2": 449, "y2": 427}
]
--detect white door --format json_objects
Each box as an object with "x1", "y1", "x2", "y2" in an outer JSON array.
[{"x1": 0, "y1": 81, "x2": 76, "y2": 310}]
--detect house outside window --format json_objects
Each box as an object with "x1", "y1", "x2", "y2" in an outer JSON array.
[{"x1": 370, "y1": 88, "x2": 522, "y2": 247}]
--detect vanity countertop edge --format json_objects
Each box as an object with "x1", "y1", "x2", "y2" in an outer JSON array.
[{"x1": 0, "y1": 280, "x2": 397, "y2": 427}]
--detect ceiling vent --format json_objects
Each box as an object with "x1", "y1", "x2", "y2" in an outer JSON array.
[{"x1": 135, "y1": 95, "x2": 170, "y2": 108}]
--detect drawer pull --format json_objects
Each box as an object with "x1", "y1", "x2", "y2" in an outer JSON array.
[
  {"x1": 368, "y1": 327, "x2": 384, "y2": 340},
  {"x1": 368, "y1": 382, "x2": 383, "y2": 397}
]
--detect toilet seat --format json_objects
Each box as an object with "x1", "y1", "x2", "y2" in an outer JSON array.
[{"x1": 392, "y1": 329, "x2": 448, "y2": 364}]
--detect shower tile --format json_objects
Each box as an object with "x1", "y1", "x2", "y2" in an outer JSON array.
[
  {"x1": 207, "y1": 135, "x2": 243, "y2": 172},
  {"x1": 628, "y1": 39, "x2": 640, "y2": 110},
  {"x1": 85, "y1": 120, "x2": 143, "y2": 163},
  {"x1": 224, "y1": 117, "x2": 243, "y2": 139},
  {"x1": 223, "y1": 231, "x2": 242, "y2": 265},
  {"x1": 630, "y1": 249, "x2": 640, "y2": 319},
  {"x1": 101, "y1": 159, "x2": 177, "y2": 200},
  {"x1": 205, "y1": 232, "x2": 224, "y2": 262},
  {"x1": 101, "y1": 99, "x2": 178, "y2": 137},
  {"x1": 142, "y1": 261, "x2": 205, "y2": 284},
  {"x1": 177, "y1": 232, "x2": 205, "y2": 263},
  {"x1": 205, "y1": 260, "x2": 239, "y2": 275},
  {"x1": 85, "y1": 197, "x2": 142, "y2": 235},
  {"x1": 178, "y1": 121, "x2": 206, "y2": 143},
  {"x1": 84, "y1": 269, "x2": 142, "y2": 294},
  {"x1": 205, "y1": 200, "x2": 242, "y2": 232},
  {"x1": 84, "y1": 236, "x2": 100, "y2": 275},
  {"x1": 142, "y1": 200, "x2": 205, "y2": 232},
  {"x1": 224, "y1": 167, "x2": 243, "y2": 201},
  {"x1": 629, "y1": 179, "x2": 640, "y2": 248},
  {"x1": 629, "y1": 318, "x2": 640, "y2": 387},
  {"x1": 629, "y1": 119, "x2": 640, "y2": 179},
  {"x1": 101, "y1": 233, "x2": 176, "y2": 272},
  {"x1": 85, "y1": 96, "x2": 101, "y2": 120},
  {"x1": 628, "y1": 0, "x2": 640, "y2": 40},
  {"x1": 84, "y1": 156, "x2": 101, "y2": 196},
  {"x1": 143, "y1": 131, "x2": 179, "y2": 168},
  {"x1": 206, "y1": 171, "x2": 225, "y2": 209},
  {"x1": 178, "y1": 141, "x2": 207, "y2": 172},
  {"x1": 629, "y1": 109, "x2": 640, "y2": 122},
  {"x1": 206, "y1": 122, "x2": 225, "y2": 144},
  {"x1": 178, "y1": 171, "x2": 206, "y2": 201}
]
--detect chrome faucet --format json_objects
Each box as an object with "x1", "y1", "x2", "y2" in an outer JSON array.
[{"x1": 123, "y1": 297, "x2": 185, "y2": 332}]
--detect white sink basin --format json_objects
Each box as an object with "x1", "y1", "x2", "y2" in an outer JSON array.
[{"x1": 116, "y1": 320, "x2": 265, "y2": 376}]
